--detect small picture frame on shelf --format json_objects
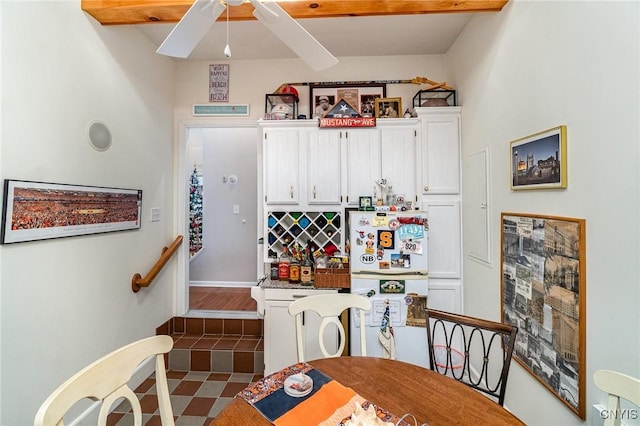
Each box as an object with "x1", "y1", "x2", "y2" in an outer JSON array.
[
  {"x1": 310, "y1": 83, "x2": 386, "y2": 118},
  {"x1": 359, "y1": 196, "x2": 373, "y2": 211},
  {"x1": 375, "y1": 97, "x2": 402, "y2": 118}
]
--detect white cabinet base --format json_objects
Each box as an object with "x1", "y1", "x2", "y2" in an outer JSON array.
[{"x1": 262, "y1": 287, "x2": 337, "y2": 375}]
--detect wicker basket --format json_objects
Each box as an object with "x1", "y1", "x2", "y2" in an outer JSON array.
[{"x1": 314, "y1": 267, "x2": 350, "y2": 289}]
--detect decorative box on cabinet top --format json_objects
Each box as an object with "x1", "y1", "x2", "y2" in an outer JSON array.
[
  {"x1": 413, "y1": 89, "x2": 456, "y2": 107},
  {"x1": 265, "y1": 93, "x2": 298, "y2": 120}
]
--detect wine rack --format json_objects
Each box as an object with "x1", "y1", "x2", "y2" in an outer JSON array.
[{"x1": 265, "y1": 211, "x2": 342, "y2": 259}]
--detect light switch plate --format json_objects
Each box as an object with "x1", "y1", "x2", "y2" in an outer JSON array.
[{"x1": 151, "y1": 208, "x2": 160, "y2": 222}]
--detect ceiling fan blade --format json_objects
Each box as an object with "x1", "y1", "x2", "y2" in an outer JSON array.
[
  {"x1": 250, "y1": 0, "x2": 338, "y2": 71},
  {"x1": 157, "y1": 0, "x2": 225, "y2": 58}
]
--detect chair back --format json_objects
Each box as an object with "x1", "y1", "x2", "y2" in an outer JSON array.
[
  {"x1": 34, "y1": 335, "x2": 174, "y2": 426},
  {"x1": 425, "y1": 309, "x2": 518, "y2": 406},
  {"x1": 288, "y1": 293, "x2": 371, "y2": 362},
  {"x1": 594, "y1": 369, "x2": 640, "y2": 426}
]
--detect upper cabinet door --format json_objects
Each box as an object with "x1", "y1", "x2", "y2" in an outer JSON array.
[
  {"x1": 264, "y1": 128, "x2": 300, "y2": 204},
  {"x1": 380, "y1": 124, "x2": 419, "y2": 204},
  {"x1": 307, "y1": 129, "x2": 342, "y2": 204},
  {"x1": 419, "y1": 109, "x2": 461, "y2": 194},
  {"x1": 345, "y1": 129, "x2": 381, "y2": 205}
]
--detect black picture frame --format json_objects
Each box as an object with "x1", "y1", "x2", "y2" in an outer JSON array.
[
  {"x1": 310, "y1": 83, "x2": 386, "y2": 118},
  {"x1": 358, "y1": 196, "x2": 373, "y2": 211},
  {"x1": 1, "y1": 179, "x2": 142, "y2": 244}
]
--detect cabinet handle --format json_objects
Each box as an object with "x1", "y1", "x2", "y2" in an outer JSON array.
[
  {"x1": 313, "y1": 185, "x2": 317, "y2": 199},
  {"x1": 424, "y1": 186, "x2": 429, "y2": 192},
  {"x1": 290, "y1": 185, "x2": 294, "y2": 199}
]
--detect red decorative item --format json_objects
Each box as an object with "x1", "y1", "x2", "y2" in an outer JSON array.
[
  {"x1": 323, "y1": 243, "x2": 339, "y2": 257},
  {"x1": 280, "y1": 85, "x2": 299, "y2": 102}
]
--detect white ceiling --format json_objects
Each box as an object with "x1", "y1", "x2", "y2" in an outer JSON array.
[{"x1": 135, "y1": 12, "x2": 474, "y2": 62}]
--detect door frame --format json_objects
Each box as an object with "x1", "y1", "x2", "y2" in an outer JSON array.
[{"x1": 175, "y1": 119, "x2": 258, "y2": 316}]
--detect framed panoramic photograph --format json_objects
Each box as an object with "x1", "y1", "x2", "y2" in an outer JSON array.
[
  {"x1": 375, "y1": 97, "x2": 402, "y2": 118},
  {"x1": 510, "y1": 125, "x2": 567, "y2": 190},
  {"x1": 309, "y1": 83, "x2": 386, "y2": 118},
  {"x1": 1, "y1": 180, "x2": 142, "y2": 244},
  {"x1": 501, "y1": 212, "x2": 586, "y2": 419}
]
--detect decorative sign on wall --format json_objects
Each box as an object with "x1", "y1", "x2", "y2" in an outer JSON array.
[
  {"x1": 193, "y1": 104, "x2": 249, "y2": 116},
  {"x1": 209, "y1": 64, "x2": 229, "y2": 102},
  {"x1": 318, "y1": 116, "x2": 376, "y2": 128}
]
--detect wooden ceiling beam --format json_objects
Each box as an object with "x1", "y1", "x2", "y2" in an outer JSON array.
[{"x1": 81, "y1": 0, "x2": 509, "y2": 26}]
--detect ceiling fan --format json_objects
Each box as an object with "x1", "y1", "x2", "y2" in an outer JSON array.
[{"x1": 157, "y1": 0, "x2": 339, "y2": 71}]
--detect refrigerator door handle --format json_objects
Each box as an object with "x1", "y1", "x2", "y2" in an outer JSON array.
[{"x1": 351, "y1": 270, "x2": 428, "y2": 279}]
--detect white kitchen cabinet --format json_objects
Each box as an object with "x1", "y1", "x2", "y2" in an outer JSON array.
[
  {"x1": 263, "y1": 127, "x2": 301, "y2": 205},
  {"x1": 307, "y1": 129, "x2": 342, "y2": 205},
  {"x1": 345, "y1": 128, "x2": 381, "y2": 205},
  {"x1": 416, "y1": 108, "x2": 463, "y2": 317},
  {"x1": 427, "y1": 279, "x2": 462, "y2": 314},
  {"x1": 262, "y1": 287, "x2": 338, "y2": 375},
  {"x1": 417, "y1": 107, "x2": 461, "y2": 195},
  {"x1": 380, "y1": 123, "x2": 419, "y2": 205},
  {"x1": 345, "y1": 120, "x2": 419, "y2": 206},
  {"x1": 422, "y1": 199, "x2": 461, "y2": 279}
]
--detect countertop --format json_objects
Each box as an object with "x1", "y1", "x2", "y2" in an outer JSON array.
[
  {"x1": 259, "y1": 279, "x2": 318, "y2": 289},
  {"x1": 251, "y1": 279, "x2": 339, "y2": 316}
]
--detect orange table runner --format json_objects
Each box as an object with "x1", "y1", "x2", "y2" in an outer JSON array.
[{"x1": 236, "y1": 362, "x2": 408, "y2": 425}]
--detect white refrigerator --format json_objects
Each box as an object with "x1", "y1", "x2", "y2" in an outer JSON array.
[{"x1": 348, "y1": 210, "x2": 429, "y2": 368}]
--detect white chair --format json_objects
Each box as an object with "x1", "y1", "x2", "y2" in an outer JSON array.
[
  {"x1": 288, "y1": 293, "x2": 371, "y2": 362},
  {"x1": 594, "y1": 369, "x2": 640, "y2": 426},
  {"x1": 34, "y1": 335, "x2": 175, "y2": 426}
]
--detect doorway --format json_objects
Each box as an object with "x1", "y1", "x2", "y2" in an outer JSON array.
[{"x1": 178, "y1": 124, "x2": 260, "y2": 316}]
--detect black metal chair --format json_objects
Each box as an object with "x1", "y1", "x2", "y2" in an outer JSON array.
[{"x1": 425, "y1": 309, "x2": 518, "y2": 406}]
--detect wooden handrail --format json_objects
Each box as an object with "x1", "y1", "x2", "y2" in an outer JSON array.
[{"x1": 132, "y1": 235, "x2": 183, "y2": 293}]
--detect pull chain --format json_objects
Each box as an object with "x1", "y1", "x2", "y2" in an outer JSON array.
[{"x1": 223, "y1": 3, "x2": 231, "y2": 58}]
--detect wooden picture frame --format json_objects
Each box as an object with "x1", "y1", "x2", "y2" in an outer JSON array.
[
  {"x1": 1, "y1": 179, "x2": 142, "y2": 244},
  {"x1": 309, "y1": 83, "x2": 386, "y2": 118},
  {"x1": 510, "y1": 125, "x2": 567, "y2": 190},
  {"x1": 375, "y1": 97, "x2": 402, "y2": 118},
  {"x1": 501, "y1": 212, "x2": 586, "y2": 419}
]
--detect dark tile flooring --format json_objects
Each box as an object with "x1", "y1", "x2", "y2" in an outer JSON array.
[{"x1": 106, "y1": 369, "x2": 264, "y2": 426}]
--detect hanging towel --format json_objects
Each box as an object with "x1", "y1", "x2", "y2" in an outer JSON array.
[{"x1": 378, "y1": 303, "x2": 396, "y2": 359}]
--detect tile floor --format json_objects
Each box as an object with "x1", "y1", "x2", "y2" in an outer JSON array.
[
  {"x1": 106, "y1": 369, "x2": 264, "y2": 426},
  {"x1": 106, "y1": 315, "x2": 265, "y2": 425}
]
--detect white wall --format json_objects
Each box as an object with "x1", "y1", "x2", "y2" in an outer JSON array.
[
  {"x1": 175, "y1": 55, "x2": 451, "y2": 121},
  {"x1": 449, "y1": 0, "x2": 640, "y2": 424},
  {"x1": 0, "y1": 2, "x2": 176, "y2": 424},
  {"x1": 174, "y1": 55, "x2": 451, "y2": 284},
  {"x1": 188, "y1": 126, "x2": 258, "y2": 284}
]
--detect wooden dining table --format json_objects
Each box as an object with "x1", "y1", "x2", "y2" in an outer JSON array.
[{"x1": 211, "y1": 356, "x2": 524, "y2": 425}]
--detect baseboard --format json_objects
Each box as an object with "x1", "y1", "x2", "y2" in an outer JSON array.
[{"x1": 189, "y1": 281, "x2": 256, "y2": 288}]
